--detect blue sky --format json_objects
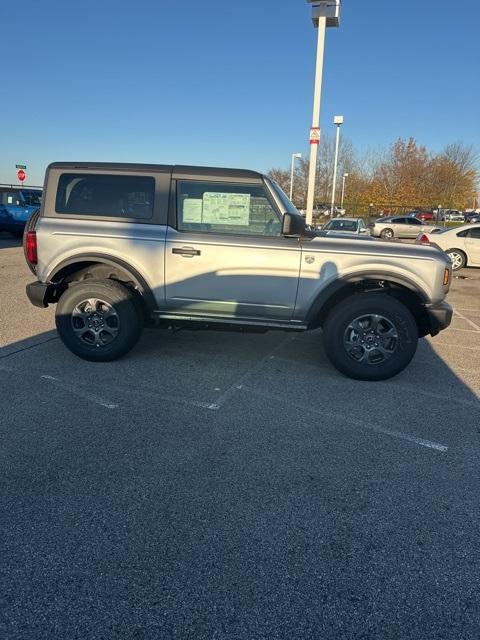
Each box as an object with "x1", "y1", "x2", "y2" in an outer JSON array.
[{"x1": 1, "y1": 0, "x2": 479, "y2": 185}]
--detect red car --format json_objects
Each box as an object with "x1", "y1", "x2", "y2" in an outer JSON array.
[{"x1": 418, "y1": 211, "x2": 435, "y2": 221}]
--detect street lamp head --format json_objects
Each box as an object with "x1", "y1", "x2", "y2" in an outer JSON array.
[
  {"x1": 334, "y1": 115, "x2": 344, "y2": 125},
  {"x1": 292, "y1": 153, "x2": 302, "y2": 159},
  {"x1": 343, "y1": 173, "x2": 349, "y2": 178},
  {"x1": 307, "y1": 1, "x2": 341, "y2": 28}
]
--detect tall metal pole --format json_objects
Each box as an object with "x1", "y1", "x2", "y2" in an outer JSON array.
[
  {"x1": 289, "y1": 155, "x2": 295, "y2": 201},
  {"x1": 289, "y1": 153, "x2": 301, "y2": 201},
  {"x1": 341, "y1": 173, "x2": 348, "y2": 209},
  {"x1": 306, "y1": 16, "x2": 327, "y2": 227},
  {"x1": 330, "y1": 123, "x2": 341, "y2": 216}
]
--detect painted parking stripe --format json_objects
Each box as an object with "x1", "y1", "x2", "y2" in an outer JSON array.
[
  {"x1": 240, "y1": 386, "x2": 449, "y2": 453},
  {"x1": 40, "y1": 375, "x2": 118, "y2": 409},
  {"x1": 207, "y1": 336, "x2": 295, "y2": 410},
  {"x1": 453, "y1": 310, "x2": 480, "y2": 332}
]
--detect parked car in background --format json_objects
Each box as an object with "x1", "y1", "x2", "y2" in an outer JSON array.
[
  {"x1": 370, "y1": 216, "x2": 439, "y2": 239},
  {"x1": 315, "y1": 205, "x2": 345, "y2": 217},
  {"x1": 321, "y1": 217, "x2": 370, "y2": 236},
  {"x1": 464, "y1": 212, "x2": 480, "y2": 223},
  {"x1": 407, "y1": 210, "x2": 435, "y2": 222},
  {"x1": 0, "y1": 185, "x2": 42, "y2": 237},
  {"x1": 441, "y1": 210, "x2": 465, "y2": 222},
  {"x1": 416, "y1": 223, "x2": 480, "y2": 270}
]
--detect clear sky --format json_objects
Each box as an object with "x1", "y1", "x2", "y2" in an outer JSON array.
[{"x1": 1, "y1": 0, "x2": 479, "y2": 186}]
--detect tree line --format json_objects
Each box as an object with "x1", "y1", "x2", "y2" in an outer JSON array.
[{"x1": 268, "y1": 137, "x2": 479, "y2": 214}]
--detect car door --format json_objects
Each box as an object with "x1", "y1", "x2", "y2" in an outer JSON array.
[
  {"x1": 405, "y1": 217, "x2": 424, "y2": 238},
  {"x1": 465, "y1": 227, "x2": 480, "y2": 265},
  {"x1": 164, "y1": 178, "x2": 301, "y2": 321},
  {"x1": 390, "y1": 217, "x2": 407, "y2": 237}
]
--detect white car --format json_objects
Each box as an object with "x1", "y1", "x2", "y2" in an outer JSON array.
[{"x1": 415, "y1": 223, "x2": 480, "y2": 270}]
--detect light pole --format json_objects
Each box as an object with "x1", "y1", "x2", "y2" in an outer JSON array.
[
  {"x1": 305, "y1": 0, "x2": 341, "y2": 226},
  {"x1": 289, "y1": 153, "x2": 302, "y2": 202},
  {"x1": 330, "y1": 115, "x2": 343, "y2": 216},
  {"x1": 341, "y1": 172, "x2": 349, "y2": 209}
]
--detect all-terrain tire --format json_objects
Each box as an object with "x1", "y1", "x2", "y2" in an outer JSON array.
[
  {"x1": 55, "y1": 279, "x2": 142, "y2": 362},
  {"x1": 322, "y1": 293, "x2": 418, "y2": 381}
]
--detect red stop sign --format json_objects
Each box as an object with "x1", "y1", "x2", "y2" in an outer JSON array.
[{"x1": 17, "y1": 169, "x2": 26, "y2": 182}]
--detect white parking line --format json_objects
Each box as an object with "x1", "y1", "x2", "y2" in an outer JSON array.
[
  {"x1": 207, "y1": 336, "x2": 295, "y2": 410},
  {"x1": 40, "y1": 375, "x2": 118, "y2": 409},
  {"x1": 454, "y1": 310, "x2": 480, "y2": 332},
  {"x1": 112, "y1": 385, "x2": 216, "y2": 410},
  {"x1": 271, "y1": 356, "x2": 480, "y2": 408},
  {"x1": 239, "y1": 386, "x2": 449, "y2": 453}
]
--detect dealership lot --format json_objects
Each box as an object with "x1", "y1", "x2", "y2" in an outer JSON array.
[{"x1": 1, "y1": 233, "x2": 480, "y2": 639}]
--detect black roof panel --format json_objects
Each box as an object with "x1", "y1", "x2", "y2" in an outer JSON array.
[{"x1": 48, "y1": 162, "x2": 264, "y2": 180}]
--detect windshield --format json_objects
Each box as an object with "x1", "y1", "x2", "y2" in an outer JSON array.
[
  {"x1": 266, "y1": 178, "x2": 301, "y2": 216},
  {"x1": 324, "y1": 220, "x2": 358, "y2": 231},
  {"x1": 21, "y1": 190, "x2": 42, "y2": 206}
]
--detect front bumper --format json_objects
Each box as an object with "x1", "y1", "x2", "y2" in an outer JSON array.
[
  {"x1": 425, "y1": 301, "x2": 453, "y2": 336},
  {"x1": 26, "y1": 281, "x2": 57, "y2": 308}
]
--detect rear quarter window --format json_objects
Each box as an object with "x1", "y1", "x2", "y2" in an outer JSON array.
[{"x1": 55, "y1": 174, "x2": 155, "y2": 220}]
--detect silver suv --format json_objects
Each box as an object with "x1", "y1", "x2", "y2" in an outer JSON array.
[{"x1": 24, "y1": 162, "x2": 453, "y2": 381}]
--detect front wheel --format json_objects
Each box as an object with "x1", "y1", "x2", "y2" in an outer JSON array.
[
  {"x1": 322, "y1": 294, "x2": 418, "y2": 381},
  {"x1": 55, "y1": 279, "x2": 143, "y2": 361}
]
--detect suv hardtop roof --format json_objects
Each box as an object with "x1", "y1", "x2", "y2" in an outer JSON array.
[{"x1": 47, "y1": 162, "x2": 264, "y2": 181}]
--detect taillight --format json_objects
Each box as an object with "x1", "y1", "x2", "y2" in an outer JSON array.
[
  {"x1": 418, "y1": 234, "x2": 430, "y2": 245},
  {"x1": 26, "y1": 231, "x2": 37, "y2": 264},
  {"x1": 444, "y1": 268, "x2": 450, "y2": 286}
]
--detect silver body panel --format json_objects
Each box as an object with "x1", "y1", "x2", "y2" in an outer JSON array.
[{"x1": 36, "y1": 219, "x2": 450, "y2": 321}]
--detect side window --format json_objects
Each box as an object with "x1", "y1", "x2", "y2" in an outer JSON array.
[
  {"x1": 392, "y1": 217, "x2": 405, "y2": 224},
  {"x1": 410, "y1": 218, "x2": 422, "y2": 226},
  {"x1": 55, "y1": 174, "x2": 155, "y2": 220},
  {"x1": 1, "y1": 191, "x2": 21, "y2": 206},
  {"x1": 468, "y1": 228, "x2": 480, "y2": 239},
  {"x1": 177, "y1": 180, "x2": 281, "y2": 236}
]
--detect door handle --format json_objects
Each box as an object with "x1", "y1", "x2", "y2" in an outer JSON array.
[{"x1": 172, "y1": 247, "x2": 201, "y2": 257}]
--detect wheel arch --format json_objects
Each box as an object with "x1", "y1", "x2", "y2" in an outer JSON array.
[
  {"x1": 306, "y1": 272, "x2": 431, "y2": 336},
  {"x1": 47, "y1": 253, "x2": 157, "y2": 312}
]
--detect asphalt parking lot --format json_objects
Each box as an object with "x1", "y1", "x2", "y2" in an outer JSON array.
[{"x1": 1, "y1": 232, "x2": 480, "y2": 640}]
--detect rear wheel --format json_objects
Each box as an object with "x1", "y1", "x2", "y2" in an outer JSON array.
[
  {"x1": 55, "y1": 279, "x2": 142, "y2": 361},
  {"x1": 322, "y1": 294, "x2": 418, "y2": 381},
  {"x1": 446, "y1": 249, "x2": 466, "y2": 271},
  {"x1": 380, "y1": 228, "x2": 394, "y2": 239}
]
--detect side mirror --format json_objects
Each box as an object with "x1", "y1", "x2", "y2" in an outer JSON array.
[
  {"x1": 359, "y1": 228, "x2": 367, "y2": 234},
  {"x1": 282, "y1": 212, "x2": 306, "y2": 236}
]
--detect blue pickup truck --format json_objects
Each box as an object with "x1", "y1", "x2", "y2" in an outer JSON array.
[{"x1": 0, "y1": 185, "x2": 42, "y2": 237}]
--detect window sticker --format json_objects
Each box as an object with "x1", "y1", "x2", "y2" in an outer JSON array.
[
  {"x1": 182, "y1": 198, "x2": 203, "y2": 223},
  {"x1": 202, "y1": 192, "x2": 250, "y2": 226}
]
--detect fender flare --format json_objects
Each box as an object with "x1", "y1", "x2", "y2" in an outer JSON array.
[
  {"x1": 48, "y1": 253, "x2": 157, "y2": 311},
  {"x1": 305, "y1": 271, "x2": 429, "y2": 326}
]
